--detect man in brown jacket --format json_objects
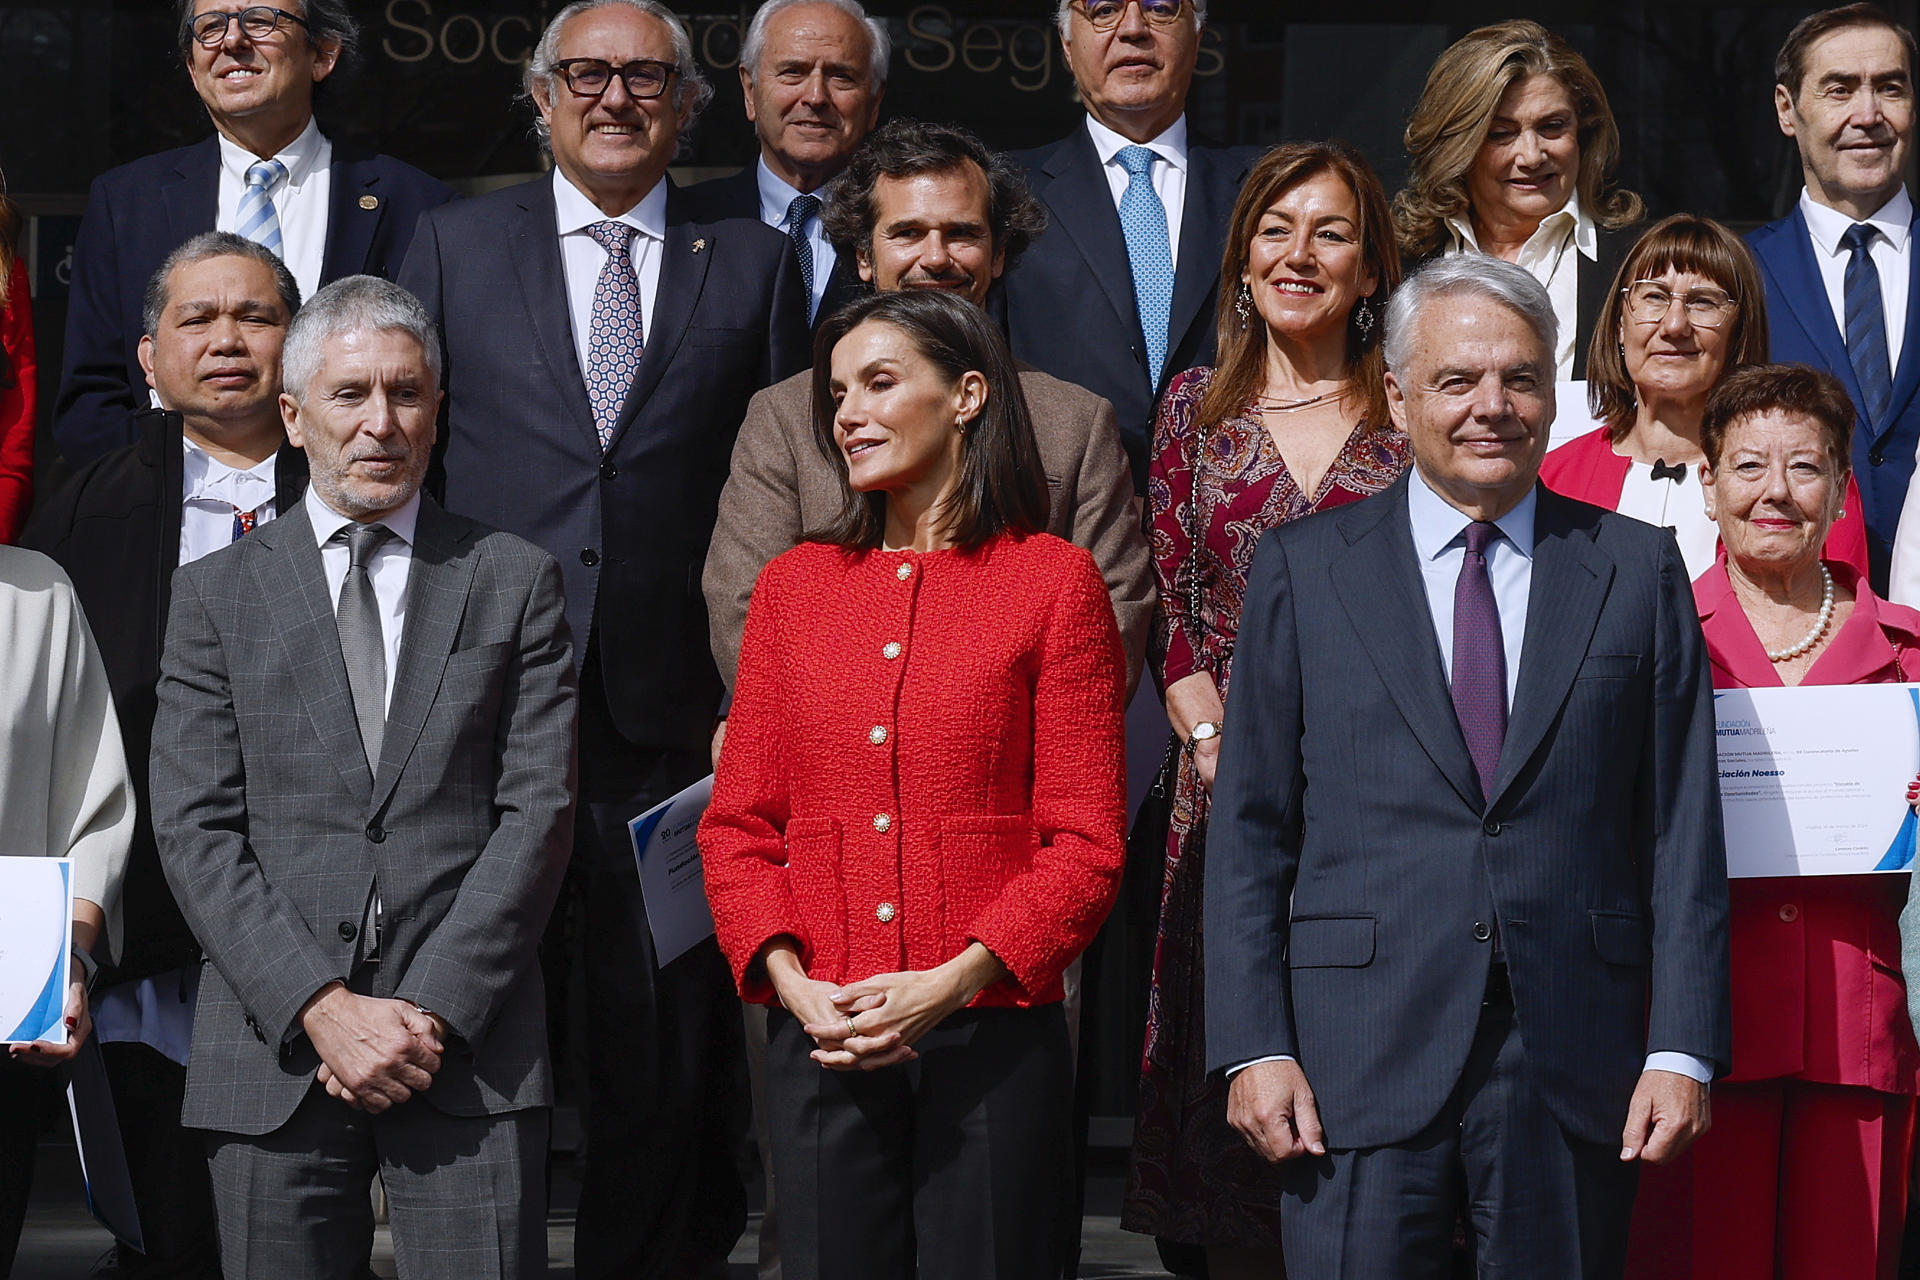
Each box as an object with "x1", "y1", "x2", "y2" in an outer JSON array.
[{"x1": 703, "y1": 117, "x2": 1153, "y2": 702}]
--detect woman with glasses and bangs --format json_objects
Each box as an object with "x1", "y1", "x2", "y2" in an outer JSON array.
[{"x1": 1541, "y1": 214, "x2": 1870, "y2": 579}]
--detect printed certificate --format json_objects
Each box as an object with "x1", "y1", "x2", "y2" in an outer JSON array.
[
  {"x1": 0, "y1": 856, "x2": 74, "y2": 1044},
  {"x1": 629, "y1": 775, "x2": 717, "y2": 968},
  {"x1": 1715, "y1": 684, "x2": 1920, "y2": 878}
]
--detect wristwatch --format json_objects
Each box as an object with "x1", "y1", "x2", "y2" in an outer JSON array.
[{"x1": 1185, "y1": 720, "x2": 1223, "y2": 753}]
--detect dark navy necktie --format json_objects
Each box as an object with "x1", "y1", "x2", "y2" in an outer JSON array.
[
  {"x1": 1844, "y1": 222, "x2": 1894, "y2": 428},
  {"x1": 784, "y1": 193, "x2": 820, "y2": 316},
  {"x1": 1451, "y1": 521, "x2": 1506, "y2": 799}
]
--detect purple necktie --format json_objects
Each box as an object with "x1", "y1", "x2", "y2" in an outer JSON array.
[
  {"x1": 584, "y1": 221, "x2": 644, "y2": 451},
  {"x1": 1451, "y1": 521, "x2": 1507, "y2": 798}
]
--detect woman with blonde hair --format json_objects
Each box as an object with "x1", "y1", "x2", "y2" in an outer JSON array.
[
  {"x1": 1395, "y1": 19, "x2": 1642, "y2": 379},
  {"x1": 0, "y1": 174, "x2": 34, "y2": 542},
  {"x1": 1122, "y1": 140, "x2": 1410, "y2": 1279}
]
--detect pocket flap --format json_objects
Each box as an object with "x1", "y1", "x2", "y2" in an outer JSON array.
[
  {"x1": 1288, "y1": 916, "x2": 1376, "y2": 968},
  {"x1": 1578, "y1": 653, "x2": 1641, "y2": 680},
  {"x1": 1590, "y1": 910, "x2": 1650, "y2": 964}
]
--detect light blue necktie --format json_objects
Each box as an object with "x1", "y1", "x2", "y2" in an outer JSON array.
[
  {"x1": 1843, "y1": 223, "x2": 1894, "y2": 428},
  {"x1": 1116, "y1": 144, "x2": 1174, "y2": 393},
  {"x1": 236, "y1": 158, "x2": 287, "y2": 256}
]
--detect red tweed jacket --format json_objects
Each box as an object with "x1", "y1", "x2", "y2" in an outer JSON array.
[{"x1": 700, "y1": 531, "x2": 1127, "y2": 1008}]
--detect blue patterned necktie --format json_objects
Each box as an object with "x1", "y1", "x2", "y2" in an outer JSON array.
[
  {"x1": 785, "y1": 193, "x2": 821, "y2": 317},
  {"x1": 1451, "y1": 521, "x2": 1506, "y2": 799},
  {"x1": 1844, "y1": 222, "x2": 1894, "y2": 428},
  {"x1": 1116, "y1": 145, "x2": 1174, "y2": 393},
  {"x1": 236, "y1": 158, "x2": 287, "y2": 255},
  {"x1": 584, "y1": 221, "x2": 645, "y2": 451}
]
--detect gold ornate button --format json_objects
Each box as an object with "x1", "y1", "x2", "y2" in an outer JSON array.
[
  {"x1": 873, "y1": 813, "x2": 891, "y2": 833},
  {"x1": 883, "y1": 642, "x2": 902, "y2": 660},
  {"x1": 876, "y1": 902, "x2": 897, "y2": 923},
  {"x1": 869, "y1": 726, "x2": 888, "y2": 745},
  {"x1": 897, "y1": 563, "x2": 913, "y2": 580}
]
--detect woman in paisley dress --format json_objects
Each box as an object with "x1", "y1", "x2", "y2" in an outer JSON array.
[{"x1": 1122, "y1": 141, "x2": 1411, "y2": 1279}]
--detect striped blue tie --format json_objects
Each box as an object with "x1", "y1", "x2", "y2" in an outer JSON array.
[
  {"x1": 236, "y1": 158, "x2": 287, "y2": 256},
  {"x1": 1843, "y1": 223, "x2": 1893, "y2": 428},
  {"x1": 1116, "y1": 145, "x2": 1174, "y2": 394}
]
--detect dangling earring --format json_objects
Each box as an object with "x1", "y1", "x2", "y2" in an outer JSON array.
[
  {"x1": 1353, "y1": 297, "x2": 1375, "y2": 340},
  {"x1": 1234, "y1": 282, "x2": 1252, "y2": 329}
]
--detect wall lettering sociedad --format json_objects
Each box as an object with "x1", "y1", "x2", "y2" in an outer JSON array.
[{"x1": 381, "y1": 0, "x2": 1224, "y2": 92}]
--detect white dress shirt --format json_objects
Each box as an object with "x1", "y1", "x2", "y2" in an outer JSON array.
[
  {"x1": 1798, "y1": 185, "x2": 1912, "y2": 374},
  {"x1": 1613, "y1": 460, "x2": 1719, "y2": 582},
  {"x1": 1447, "y1": 194, "x2": 1596, "y2": 380},
  {"x1": 306, "y1": 484, "x2": 419, "y2": 712},
  {"x1": 553, "y1": 168, "x2": 666, "y2": 388},
  {"x1": 756, "y1": 157, "x2": 836, "y2": 321},
  {"x1": 214, "y1": 116, "x2": 332, "y2": 305},
  {"x1": 1232, "y1": 470, "x2": 1713, "y2": 1084},
  {"x1": 1085, "y1": 113, "x2": 1188, "y2": 269},
  {"x1": 179, "y1": 436, "x2": 279, "y2": 566}
]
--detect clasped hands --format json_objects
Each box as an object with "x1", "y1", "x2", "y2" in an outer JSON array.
[
  {"x1": 299, "y1": 980, "x2": 450, "y2": 1113},
  {"x1": 1227, "y1": 1059, "x2": 1711, "y2": 1165},
  {"x1": 761, "y1": 939, "x2": 1006, "y2": 1072}
]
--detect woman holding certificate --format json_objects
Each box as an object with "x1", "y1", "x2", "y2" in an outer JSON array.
[
  {"x1": 0, "y1": 547, "x2": 131, "y2": 1271},
  {"x1": 700, "y1": 289, "x2": 1127, "y2": 1280},
  {"x1": 1626, "y1": 364, "x2": 1920, "y2": 1280},
  {"x1": 1540, "y1": 214, "x2": 1869, "y2": 580}
]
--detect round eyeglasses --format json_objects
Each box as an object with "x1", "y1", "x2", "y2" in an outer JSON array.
[
  {"x1": 1071, "y1": 0, "x2": 1190, "y2": 31},
  {"x1": 553, "y1": 58, "x2": 678, "y2": 101},
  {"x1": 1622, "y1": 280, "x2": 1739, "y2": 329},
  {"x1": 190, "y1": 6, "x2": 311, "y2": 46}
]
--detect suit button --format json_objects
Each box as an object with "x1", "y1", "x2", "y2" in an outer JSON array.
[
  {"x1": 1472, "y1": 921, "x2": 1492, "y2": 942},
  {"x1": 580, "y1": 548, "x2": 600, "y2": 567},
  {"x1": 366, "y1": 824, "x2": 386, "y2": 843},
  {"x1": 339, "y1": 921, "x2": 358, "y2": 941},
  {"x1": 882, "y1": 642, "x2": 902, "y2": 660},
  {"x1": 876, "y1": 902, "x2": 897, "y2": 923},
  {"x1": 869, "y1": 726, "x2": 888, "y2": 745},
  {"x1": 1871, "y1": 450, "x2": 1886, "y2": 466},
  {"x1": 599, "y1": 461, "x2": 617, "y2": 481},
  {"x1": 897, "y1": 563, "x2": 913, "y2": 581},
  {"x1": 1483, "y1": 819, "x2": 1502, "y2": 836},
  {"x1": 873, "y1": 813, "x2": 892, "y2": 833},
  {"x1": 1779, "y1": 903, "x2": 1799, "y2": 922}
]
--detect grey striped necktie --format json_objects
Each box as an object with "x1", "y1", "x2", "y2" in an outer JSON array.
[{"x1": 336, "y1": 523, "x2": 391, "y2": 771}]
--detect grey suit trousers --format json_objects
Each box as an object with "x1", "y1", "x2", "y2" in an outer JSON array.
[{"x1": 204, "y1": 1084, "x2": 548, "y2": 1280}]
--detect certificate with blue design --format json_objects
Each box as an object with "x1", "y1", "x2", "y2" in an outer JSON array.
[
  {"x1": 629, "y1": 775, "x2": 716, "y2": 968},
  {"x1": 1715, "y1": 685, "x2": 1920, "y2": 877},
  {"x1": 0, "y1": 856, "x2": 74, "y2": 1044}
]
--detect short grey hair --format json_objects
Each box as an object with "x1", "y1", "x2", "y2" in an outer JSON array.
[
  {"x1": 282, "y1": 276, "x2": 441, "y2": 401},
  {"x1": 523, "y1": 0, "x2": 715, "y2": 146},
  {"x1": 142, "y1": 231, "x2": 301, "y2": 337},
  {"x1": 1382, "y1": 254, "x2": 1558, "y2": 377},
  {"x1": 1054, "y1": 0, "x2": 1206, "y2": 39},
  {"x1": 742, "y1": 0, "x2": 891, "y2": 88}
]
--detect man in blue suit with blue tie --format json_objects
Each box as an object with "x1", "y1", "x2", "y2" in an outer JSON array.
[{"x1": 1748, "y1": 3, "x2": 1918, "y2": 593}]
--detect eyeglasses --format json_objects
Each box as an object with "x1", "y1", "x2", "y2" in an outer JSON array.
[
  {"x1": 190, "y1": 6, "x2": 311, "y2": 46},
  {"x1": 1071, "y1": 0, "x2": 1189, "y2": 31},
  {"x1": 1622, "y1": 280, "x2": 1739, "y2": 329},
  {"x1": 552, "y1": 58, "x2": 678, "y2": 101}
]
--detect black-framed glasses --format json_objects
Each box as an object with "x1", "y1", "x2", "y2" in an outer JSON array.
[
  {"x1": 190, "y1": 6, "x2": 311, "y2": 46},
  {"x1": 1071, "y1": 0, "x2": 1189, "y2": 31},
  {"x1": 553, "y1": 58, "x2": 678, "y2": 101},
  {"x1": 1622, "y1": 280, "x2": 1739, "y2": 329}
]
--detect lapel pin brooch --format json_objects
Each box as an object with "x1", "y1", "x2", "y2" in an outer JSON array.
[
  {"x1": 359, "y1": 194, "x2": 380, "y2": 210},
  {"x1": 692, "y1": 238, "x2": 707, "y2": 254}
]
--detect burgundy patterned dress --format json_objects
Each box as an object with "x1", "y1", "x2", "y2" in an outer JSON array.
[{"x1": 1123, "y1": 366, "x2": 1410, "y2": 1247}]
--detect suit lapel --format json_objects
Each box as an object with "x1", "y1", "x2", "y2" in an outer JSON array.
[
  {"x1": 1038, "y1": 133, "x2": 1145, "y2": 357},
  {"x1": 372, "y1": 502, "x2": 477, "y2": 810},
  {"x1": 1330, "y1": 479, "x2": 1485, "y2": 811},
  {"x1": 320, "y1": 146, "x2": 383, "y2": 281},
  {"x1": 606, "y1": 185, "x2": 711, "y2": 451},
  {"x1": 1760, "y1": 210, "x2": 1866, "y2": 412},
  {"x1": 506, "y1": 186, "x2": 600, "y2": 449},
  {"x1": 165, "y1": 138, "x2": 221, "y2": 245},
  {"x1": 1884, "y1": 209, "x2": 1920, "y2": 435},
  {"x1": 252, "y1": 503, "x2": 374, "y2": 796},
  {"x1": 1166, "y1": 145, "x2": 1234, "y2": 377},
  {"x1": 1488, "y1": 489, "x2": 1614, "y2": 806}
]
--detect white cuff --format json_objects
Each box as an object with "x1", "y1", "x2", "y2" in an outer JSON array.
[
  {"x1": 1226, "y1": 1053, "x2": 1294, "y2": 1078},
  {"x1": 1643, "y1": 1051, "x2": 1714, "y2": 1084}
]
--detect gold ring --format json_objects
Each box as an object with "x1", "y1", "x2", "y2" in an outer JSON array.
[{"x1": 845, "y1": 1016, "x2": 858, "y2": 1039}]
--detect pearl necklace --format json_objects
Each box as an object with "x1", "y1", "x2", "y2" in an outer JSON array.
[{"x1": 1765, "y1": 565, "x2": 1835, "y2": 663}]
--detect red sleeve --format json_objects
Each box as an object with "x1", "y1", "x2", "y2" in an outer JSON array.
[
  {"x1": 0, "y1": 272, "x2": 37, "y2": 544},
  {"x1": 1824, "y1": 473, "x2": 1871, "y2": 580},
  {"x1": 1145, "y1": 371, "x2": 1207, "y2": 686},
  {"x1": 698, "y1": 559, "x2": 802, "y2": 1003},
  {"x1": 964, "y1": 548, "x2": 1127, "y2": 997}
]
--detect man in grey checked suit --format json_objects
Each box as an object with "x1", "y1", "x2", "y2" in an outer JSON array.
[{"x1": 151, "y1": 276, "x2": 577, "y2": 1278}]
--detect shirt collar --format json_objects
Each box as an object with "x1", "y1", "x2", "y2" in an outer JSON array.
[
  {"x1": 755, "y1": 156, "x2": 833, "y2": 227},
  {"x1": 304, "y1": 483, "x2": 420, "y2": 550},
  {"x1": 1407, "y1": 466, "x2": 1538, "y2": 564},
  {"x1": 1798, "y1": 184, "x2": 1914, "y2": 256},
  {"x1": 1446, "y1": 191, "x2": 1594, "y2": 262},
  {"x1": 181, "y1": 433, "x2": 278, "y2": 500},
  {"x1": 551, "y1": 166, "x2": 668, "y2": 242},
  {"x1": 216, "y1": 115, "x2": 327, "y2": 190},
  {"x1": 1084, "y1": 112, "x2": 1189, "y2": 174}
]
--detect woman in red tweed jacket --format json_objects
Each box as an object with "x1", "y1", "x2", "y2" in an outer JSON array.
[{"x1": 700, "y1": 289, "x2": 1128, "y2": 1280}]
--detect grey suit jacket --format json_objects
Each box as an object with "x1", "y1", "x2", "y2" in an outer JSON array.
[
  {"x1": 701, "y1": 364, "x2": 1155, "y2": 695},
  {"x1": 1204, "y1": 478, "x2": 1731, "y2": 1150},
  {"x1": 151, "y1": 498, "x2": 578, "y2": 1135}
]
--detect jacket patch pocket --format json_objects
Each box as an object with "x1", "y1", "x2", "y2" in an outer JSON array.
[
  {"x1": 937, "y1": 814, "x2": 1035, "y2": 940},
  {"x1": 1577, "y1": 653, "x2": 1641, "y2": 680},
  {"x1": 1590, "y1": 910, "x2": 1651, "y2": 965},
  {"x1": 785, "y1": 817, "x2": 847, "y2": 972},
  {"x1": 1288, "y1": 916, "x2": 1376, "y2": 968}
]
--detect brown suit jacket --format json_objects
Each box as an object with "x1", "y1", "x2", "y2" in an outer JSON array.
[{"x1": 703, "y1": 365, "x2": 1154, "y2": 695}]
